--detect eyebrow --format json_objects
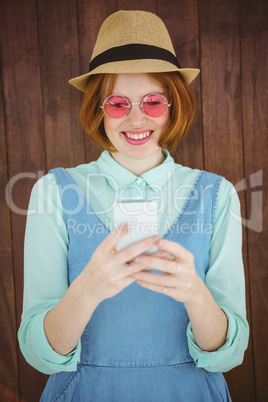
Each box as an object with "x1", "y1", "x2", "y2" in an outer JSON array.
[{"x1": 111, "y1": 92, "x2": 167, "y2": 99}]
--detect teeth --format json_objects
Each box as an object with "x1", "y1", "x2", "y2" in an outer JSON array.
[{"x1": 125, "y1": 131, "x2": 151, "y2": 139}]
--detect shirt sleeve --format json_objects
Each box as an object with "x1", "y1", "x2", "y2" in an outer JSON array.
[
  {"x1": 17, "y1": 173, "x2": 81, "y2": 375},
  {"x1": 186, "y1": 178, "x2": 249, "y2": 372}
]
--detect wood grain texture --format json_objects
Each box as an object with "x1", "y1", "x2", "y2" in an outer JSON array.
[
  {"x1": 117, "y1": 0, "x2": 157, "y2": 12},
  {"x1": 199, "y1": 0, "x2": 244, "y2": 181},
  {"x1": 241, "y1": 1, "x2": 268, "y2": 401},
  {"x1": 36, "y1": 0, "x2": 85, "y2": 170},
  {"x1": 77, "y1": 0, "x2": 117, "y2": 163},
  {"x1": 198, "y1": 1, "x2": 255, "y2": 401},
  {"x1": 0, "y1": 46, "x2": 19, "y2": 402},
  {"x1": 158, "y1": 0, "x2": 203, "y2": 170},
  {"x1": 0, "y1": 0, "x2": 48, "y2": 401},
  {"x1": 0, "y1": 0, "x2": 267, "y2": 400}
]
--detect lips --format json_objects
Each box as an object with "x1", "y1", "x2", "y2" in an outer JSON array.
[
  {"x1": 122, "y1": 130, "x2": 153, "y2": 139},
  {"x1": 122, "y1": 131, "x2": 153, "y2": 145}
]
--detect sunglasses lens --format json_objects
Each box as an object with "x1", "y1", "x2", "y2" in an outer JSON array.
[
  {"x1": 142, "y1": 94, "x2": 169, "y2": 117},
  {"x1": 103, "y1": 95, "x2": 129, "y2": 118}
]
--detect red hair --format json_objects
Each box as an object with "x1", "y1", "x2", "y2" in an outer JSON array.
[{"x1": 80, "y1": 72, "x2": 197, "y2": 153}]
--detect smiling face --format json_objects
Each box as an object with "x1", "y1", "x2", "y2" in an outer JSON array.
[{"x1": 103, "y1": 73, "x2": 170, "y2": 175}]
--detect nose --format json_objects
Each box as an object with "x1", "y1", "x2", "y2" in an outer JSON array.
[{"x1": 126, "y1": 102, "x2": 147, "y2": 125}]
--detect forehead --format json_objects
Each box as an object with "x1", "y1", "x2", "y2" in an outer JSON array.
[{"x1": 104, "y1": 73, "x2": 166, "y2": 99}]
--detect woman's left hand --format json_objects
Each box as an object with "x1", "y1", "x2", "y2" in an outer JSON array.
[{"x1": 131, "y1": 238, "x2": 204, "y2": 304}]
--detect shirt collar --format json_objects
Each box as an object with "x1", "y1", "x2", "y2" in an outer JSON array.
[{"x1": 96, "y1": 148, "x2": 176, "y2": 192}]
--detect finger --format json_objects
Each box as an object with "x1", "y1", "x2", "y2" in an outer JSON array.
[
  {"x1": 144, "y1": 250, "x2": 171, "y2": 259},
  {"x1": 154, "y1": 238, "x2": 193, "y2": 262},
  {"x1": 114, "y1": 235, "x2": 161, "y2": 266},
  {"x1": 102, "y1": 266, "x2": 141, "y2": 294},
  {"x1": 101, "y1": 223, "x2": 130, "y2": 252},
  {"x1": 132, "y1": 255, "x2": 180, "y2": 274},
  {"x1": 115, "y1": 271, "x2": 139, "y2": 287},
  {"x1": 136, "y1": 279, "x2": 177, "y2": 297},
  {"x1": 103, "y1": 244, "x2": 161, "y2": 281},
  {"x1": 134, "y1": 272, "x2": 177, "y2": 287}
]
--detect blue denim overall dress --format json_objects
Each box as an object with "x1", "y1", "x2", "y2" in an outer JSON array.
[{"x1": 41, "y1": 168, "x2": 232, "y2": 401}]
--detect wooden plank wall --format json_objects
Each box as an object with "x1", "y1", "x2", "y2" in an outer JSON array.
[{"x1": 0, "y1": 0, "x2": 267, "y2": 401}]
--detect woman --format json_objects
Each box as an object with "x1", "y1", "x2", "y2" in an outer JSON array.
[{"x1": 18, "y1": 10, "x2": 249, "y2": 401}]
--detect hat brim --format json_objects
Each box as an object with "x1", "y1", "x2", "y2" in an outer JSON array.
[{"x1": 68, "y1": 59, "x2": 200, "y2": 92}]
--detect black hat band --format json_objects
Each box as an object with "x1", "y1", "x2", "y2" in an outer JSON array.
[{"x1": 89, "y1": 44, "x2": 181, "y2": 72}]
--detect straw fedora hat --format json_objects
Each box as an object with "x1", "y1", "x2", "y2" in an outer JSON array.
[{"x1": 68, "y1": 10, "x2": 200, "y2": 92}]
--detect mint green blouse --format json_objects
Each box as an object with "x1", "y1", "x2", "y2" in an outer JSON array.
[{"x1": 18, "y1": 149, "x2": 249, "y2": 375}]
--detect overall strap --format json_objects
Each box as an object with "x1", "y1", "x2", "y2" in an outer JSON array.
[
  {"x1": 196, "y1": 170, "x2": 223, "y2": 226},
  {"x1": 165, "y1": 170, "x2": 223, "y2": 277},
  {"x1": 49, "y1": 167, "x2": 88, "y2": 227}
]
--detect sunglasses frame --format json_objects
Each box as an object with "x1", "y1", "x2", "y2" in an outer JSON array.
[{"x1": 100, "y1": 93, "x2": 171, "y2": 119}]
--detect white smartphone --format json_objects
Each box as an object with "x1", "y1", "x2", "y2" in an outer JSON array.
[{"x1": 113, "y1": 200, "x2": 159, "y2": 257}]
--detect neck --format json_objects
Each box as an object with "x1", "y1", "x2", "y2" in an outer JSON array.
[{"x1": 110, "y1": 149, "x2": 165, "y2": 176}]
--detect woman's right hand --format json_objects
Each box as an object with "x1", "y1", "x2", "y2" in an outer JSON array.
[
  {"x1": 79, "y1": 224, "x2": 161, "y2": 306},
  {"x1": 44, "y1": 224, "x2": 163, "y2": 356}
]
